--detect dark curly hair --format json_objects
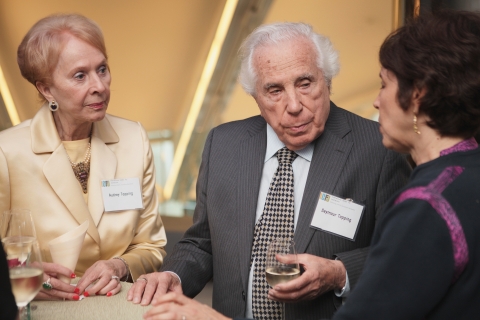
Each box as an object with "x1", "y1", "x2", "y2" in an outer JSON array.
[{"x1": 379, "y1": 9, "x2": 480, "y2": 138}]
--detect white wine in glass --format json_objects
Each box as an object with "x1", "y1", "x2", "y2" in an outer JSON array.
[
  {"x1": 2, "y1": 209, "x2": 42, "y2": 319},
  {"x1": 265, "y1": 265, "x2": 301, "y2": 287},
  {"x1": 8, "y1": 240, "x2": 44, "y2": 320},
  {"x1": 265, "y1": 239, "x2": 300, "y2": 320},
  {"x1": 10, "y1": 265, "x2": 44, "y2": 307}
]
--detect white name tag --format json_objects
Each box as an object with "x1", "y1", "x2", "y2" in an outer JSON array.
[
  {"x1": 101, "y1": 178, "x2": 144, "y2": 212},
  {"x1": 310, "y1": 192, "x2": 364, "y2": 241}
]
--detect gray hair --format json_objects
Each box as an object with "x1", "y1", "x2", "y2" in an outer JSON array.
[{"x1": 238, "y1": 22, "x2": 340, "y2": 95}]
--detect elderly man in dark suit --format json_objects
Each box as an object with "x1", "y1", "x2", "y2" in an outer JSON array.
[{"x1": 129, "y1": 22, "x2": 411, "y2": 320}]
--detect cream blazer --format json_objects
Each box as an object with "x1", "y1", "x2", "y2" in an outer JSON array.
[{"x1": 0, "y1": 105, "x2": 166, "y2": 279}]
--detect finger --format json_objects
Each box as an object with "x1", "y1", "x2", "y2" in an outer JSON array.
[
  {"x1": 275, "y1": 253, "x2": 299, "y2": 265},
  {"x1": 39, "y1": 276, "x2": 76, "y2": 301},
  {"x1": 152, "y1": 292, "x2": 190, "y2": 306},
  {"x1": 104, "y1": 282, "x2": 122, "y2": 297},
  {"x1": 36, "y1": 291, "x2": 62, "y2": 301},
  {"x1": 47, "y1": 277, "x2": 77, "y2": 294},
  {"x1": 143, "y1": 303, "x2": 170, "y2": 317},
  {"x1": 151, "y1": 273, "x2": 182, "y2": 304},
  {"x1": 86, "y1": 276, "x2": 117, "y2": 296},
  {"x1": 171, "y1": 282, "x2": 183, "y2": 294},
  {"x1": 43, "y1": 262, "x2": 76, "y2": 280},
  {"x1": 144, "y1": 303, "x2": 185, "y2": 320},
  {"x1": 142, "y1": 279, "x2": 162, "y2": 306},
  {"x1": 274, "y1": 272, "x2": 310, "y2": 292},
  {"x1": 95, "y1": 279, "x2": 122, "y2": 297},
  {"x1": 166, "y1": 292, "x2": 193, "y2": 305},
  {"x1": 268, "y1": 287, "x2": 305, "y2": 302},
  {"x1": 127, "y1": 280, "x2": 142, "y2": 301},
  {"x1": 144, "y1": 310, "x2": 177, "y2": 320},
  {"x1": 129, "y1": 276, "x2": 149, "y2": 304},
  {"x1": 75, "y1": 267, "x2": 102, "y2": 293},
  {"x1": 38, "y1": 287, "x2": 81, "y2": 301},
  {"x1": 270, "y1": 271, "x2": 320, "y2": 302}
]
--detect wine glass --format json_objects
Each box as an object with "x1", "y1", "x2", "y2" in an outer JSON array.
[
  {"x1": 5, "y1": 239, "x2": 44, "y2": 320},
  {"x1": 1, "y1": 209, "x2": 41, "y2": 320},
  {"x1": 265, "y1": 239, "x2": 300, "y2": 320},
  {"x1": 1, "y1": 209, "x2": 36, "y2": 268},
  {"x1": 1, "y1": 209, "x2": 37, "y2": 248}
]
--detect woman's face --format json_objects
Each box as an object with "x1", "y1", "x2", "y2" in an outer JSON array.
[
  {"x1": 373, "y1": 68, "x2": 413, "y2": 154},
  {"x1": 41, "y1": 35, "x2": 111, "y2": 126}
]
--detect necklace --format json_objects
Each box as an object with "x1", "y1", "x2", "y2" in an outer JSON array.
[{"x1": 66, "y1": 142, "x2": 91, "y2": 194}]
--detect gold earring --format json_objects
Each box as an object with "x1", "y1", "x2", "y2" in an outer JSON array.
[{"x1": 413, "y1": 115, "x2": 421, "y2": 135}]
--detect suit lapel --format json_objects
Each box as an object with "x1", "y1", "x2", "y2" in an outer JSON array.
[
  {"x1": 87, "y1": 136, "x2": 117, "y2": 226},
  {"x1": 237, "y1": 117, "x2": 267, "y2": 290},
  {"x1": 294, "y1": 104, "x2": 353, "y2": 254},
  {"x1": 87, "y1": 118, "x2": 119, "y2": 226},
  {"x1": 43, "y1": 145, "x2": 100, "y2": 244},
  {"x1": 32, "y1": 105, "x2": 119, "y2": 245}
]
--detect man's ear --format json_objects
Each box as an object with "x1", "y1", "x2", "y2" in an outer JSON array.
[
  {"x1": 252, "y1": 95, "x2": 265, "y2": 118},
  {"x1": 36, "y1": 81, "x2": 53, "y2": 101}
]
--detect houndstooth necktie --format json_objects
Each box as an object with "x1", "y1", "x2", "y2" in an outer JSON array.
[{"x1": 251, "y1": 147, "x2": 297, "y2": 320}]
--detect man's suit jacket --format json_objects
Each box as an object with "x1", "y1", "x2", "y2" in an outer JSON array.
[
  {"x1": 0, "y1": 104, "x2": 166, "y2": 279},
  {"x1": 162, "y1": 102, "x2": 411, "y2": 319}
]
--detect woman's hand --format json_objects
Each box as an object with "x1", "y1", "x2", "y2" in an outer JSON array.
[
  {"x1": 143, "y1": 292, "x2": 231, "y2": 320},
  {"x1": 75, "y1": 259, "x2": 125, "y2": 297},
  {"x1": 35, "y1": 262, "x2": 78, "y2": 301}
]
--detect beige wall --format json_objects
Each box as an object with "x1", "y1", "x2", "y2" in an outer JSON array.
[
  {"x1": 0, "y1": 0, "x2": 226, "y2": 132},
  {"x1": 1, "y1": 0, "x2": 392, "y2": 133},
  {"x1": 221, "y1": 0, "x2": 392, "y2": 123}
]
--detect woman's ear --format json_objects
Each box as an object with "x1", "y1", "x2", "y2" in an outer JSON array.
[
  {"x1": 35, "y1": 82, "x2": 53, "y2": 101},
  {"x1": 411, "y1": 86, "x2": 426, "y2": 114}
]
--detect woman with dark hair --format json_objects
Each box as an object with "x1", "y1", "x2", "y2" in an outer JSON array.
[
  {"x1": 331, "y1": 9, "x2": 480, "y2": 319},
  {"x1": 140, "y1": 9, "x2": 480, "y2": 320}
]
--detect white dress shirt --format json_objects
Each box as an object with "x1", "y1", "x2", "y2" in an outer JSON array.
[{"x1": 245, "y1": 124, "x2": 349, "y2": 318}]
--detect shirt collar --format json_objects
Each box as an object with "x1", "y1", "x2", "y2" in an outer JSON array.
[{"x1": 265, "y1": 123, "x2": 314, "y2": 163}]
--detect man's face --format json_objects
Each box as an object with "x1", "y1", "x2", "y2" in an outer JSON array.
[{"x1": 252, "y1": 38, "x2": 331, "y2": 151}]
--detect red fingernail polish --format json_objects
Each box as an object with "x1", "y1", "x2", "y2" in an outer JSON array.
[
  {"x1": 73, "y1": 294, "x2": 80, "y2": 301},
  {"x1": 74, "y1": 288, "x2": 80, "y2": 294},
  {"x1": 71, "y1": 273, "x2": 76, "y2": 279},
  {"x1": 84, "y1": 291, "x2": 90, "y2": 297},
  {"x1": 106, "y1": 292, "x2": 112, "y2": 297}
]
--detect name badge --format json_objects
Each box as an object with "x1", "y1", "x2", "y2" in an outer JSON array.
[
  {"x1": 310, "y1": 192, "x2": 364, "y2": 241},
  {"x1": 101, "y1": 178, "x2": 144, "y2": 212}
]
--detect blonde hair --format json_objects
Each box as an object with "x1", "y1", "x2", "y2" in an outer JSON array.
[{"x1": 17, "y1": 13, "x2": 107, "y2": 97}]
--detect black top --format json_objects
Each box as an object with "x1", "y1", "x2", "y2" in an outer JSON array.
[
  {"x1": 333, "y1": 139, "x2": 480, "y2": 319},
  {"x1": 0, "y1": 238, "x2": 19, "y2": 320}
]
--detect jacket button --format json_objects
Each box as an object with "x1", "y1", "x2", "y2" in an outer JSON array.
[{"x1": 242, "y1": 291, "x2": 246, "y2": 300}]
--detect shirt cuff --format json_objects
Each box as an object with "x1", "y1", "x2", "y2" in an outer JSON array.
[
  {"x1": 334, "y1": 261, "x2": 350, "y2": 298},
  {"x1": 164, "y1": 271, "x2": 182, "y2": 285}
]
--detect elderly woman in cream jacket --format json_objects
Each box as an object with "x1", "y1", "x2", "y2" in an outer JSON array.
[{"x1": 0, "y1": 13, "x2": 166, "y2": 301}]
